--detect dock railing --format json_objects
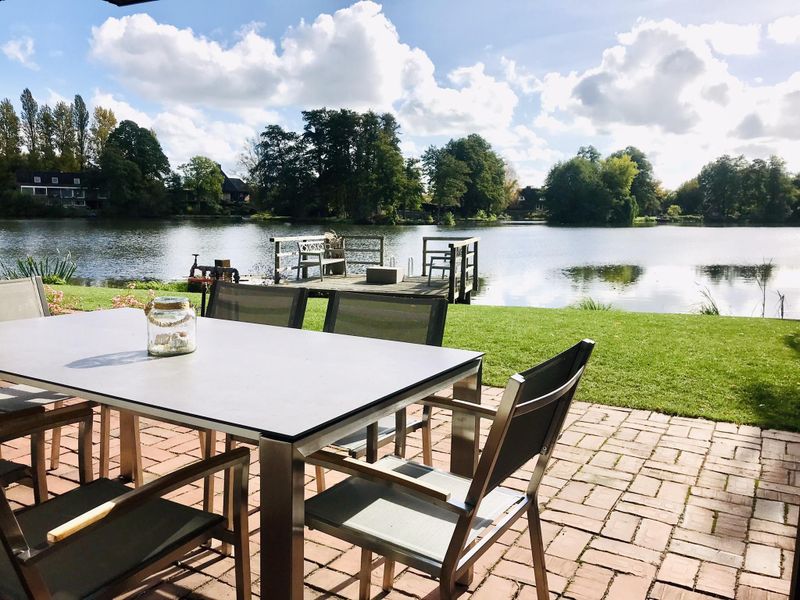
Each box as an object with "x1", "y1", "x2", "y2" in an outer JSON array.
[
  {"x1": 270, "y1": 234, "x2": 384, "y2": 282},
  {"x1": 421, "y1": 236, "x2": 480, "y2": 303}
]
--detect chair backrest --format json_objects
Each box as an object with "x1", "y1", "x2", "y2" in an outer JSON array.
[
  {"x1": 470, "y1": 339, "x2": 595, "y2": 502},
  {"x1": 206, "y1": 281, "x2": 308, "y2": 329},
  {"x1": 0, "y1": 277, "x2": 49, "y2": 322},
  {"x1": 298, "y1": 240, "x2": 326, "y2": 255},
  {"x1": 323, "y1": 292, "x2": 447, "y2": 346}
]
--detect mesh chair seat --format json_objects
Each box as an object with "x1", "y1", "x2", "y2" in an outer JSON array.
[
  {"x1": 0, "y1": 384, "x2": 68, "y2": 415},
  {"x1": 0, "y1": 478, "x2": 223, "y2": 600},
  {"x1": 306, "y1": 456, "x2": 523, "y2": 574}
]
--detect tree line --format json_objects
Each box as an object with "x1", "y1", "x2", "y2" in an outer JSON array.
[
  {"x1": 243, "y1": 108, "x2": 516, "y2": 223},
  {"x1": 537, "y1": 146, "x2": 800, "y2": 225},
  {"x1": 1, "y1": 86, "x2": 798, "y2": 224},
  {"x1": 0, "y1": 88, "x2": 234, "y2": 217}
]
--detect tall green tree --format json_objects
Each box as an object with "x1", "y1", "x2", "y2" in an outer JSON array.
[
  {"x1": 36, "y1": 105, "x2": 57, "y2": 170},
  {"x1": 443, "y1": 134, "x2": 507, "y2": 216},
  {"x1": 105, "y1": 120, "x2": 170, "y2": 181},
  {"x1": 179, "y1": 156, "x2": 224, "y2": 214},
  {"x1": 0, "y1": 99, "x2": 21, "y2": 162},
  {"x1": 422, "y1": 146, "x2": 469, "y2": 223},
  {"x1": 673, "y1": 178, "x2": 703, "y2": 214},
  {"x1": 73, "y1": 95, "x2": 90, "y2": 170},
  {"x1": 89, "y1": 106, "x2": 117, "y2": 165},
  {"x1": 19, "y1": 88, "x2": 38, "y2": 166},
  {"x1": 53, "y1": 101, "x2": 77, "y2": 171},
  {"x1": 698, "y1": 155, "x2": 747, "y2": 221},
  {"x1": 254, "y1": 125, "x2": 312, "y2": 218}
]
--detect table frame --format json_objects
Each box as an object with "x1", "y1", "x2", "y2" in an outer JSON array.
[{"x1": 0, "y1": 342, "x2": 483, "y2": 600}]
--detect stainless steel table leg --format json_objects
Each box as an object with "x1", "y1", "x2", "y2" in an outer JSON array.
[
  {"x1": 260, "y1": 437, "x2": 305, "y2": 599},
  {"x1": 450, "y1": 361, "x2": 482, "y2": 586}
]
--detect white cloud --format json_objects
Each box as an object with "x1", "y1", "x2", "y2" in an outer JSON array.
[
  {"x1": 2, "y1": 36, "x2": 38, "y2": 70},
  {"x1": 89, "y1": 2, "x2": 519, "y2": 137},
  {"x1": 767, "y1": 15, "x2": 800, "y2": 44},
  {"x1": 90, "y1": 91, "x2": 256, "y2": 173},
  {"x1": 500, "y1": 57, "x2": 541, "y2": 94},
  {"x1": 693, "y1": 23, "x2": 761, "y2": 56},
  {"x1": 534, "y1": 18, "x2": 800, "y2": 186}
]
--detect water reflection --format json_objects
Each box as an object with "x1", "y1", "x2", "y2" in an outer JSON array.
[
  {"x1": 561, "y1": 265, "x2": 644, "y2": 288},
  {"x1": 698, "y1": 264, "x2": 775, "y2": 285}
]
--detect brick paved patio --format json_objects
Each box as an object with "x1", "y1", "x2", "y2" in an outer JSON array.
[{"x1": 2, "y1": 386, "x2": 798, "y2": 600}]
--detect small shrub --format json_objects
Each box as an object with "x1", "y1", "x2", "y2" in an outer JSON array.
[
  {"x1": 112, "y1": 285, "x2": 155, "y2": 310},
  {"x1": 0, "y1": 251, "x2": 77, "y2": 284},
  {"x1": 123, "y1": 280, "x2": 189, "y2": 292},
  {"x1": 440, "y1": 212, "x2": 456, "y2": 226},
  {"x1": 696, "y1": 287, "x2": 720, "y2": 315},
  {"x1": 44, "y1": 285, "x2": 68, "y2": 315},
  {"x1": 574, "y1": 297, "x2": 613, "y2": 311},
  {"x1": 666, "y1": 204, "x2": 682, "y2": 218}
]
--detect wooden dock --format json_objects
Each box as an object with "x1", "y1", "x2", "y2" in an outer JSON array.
[{"x1": 279, "y1": 275, "x2": 450, "y2": 299}]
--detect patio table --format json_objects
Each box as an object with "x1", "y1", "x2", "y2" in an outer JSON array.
[{"x1": 0, "y1": 308, "x2": 484, "y2": 598}]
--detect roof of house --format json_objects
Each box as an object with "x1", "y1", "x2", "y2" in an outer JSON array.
[
  {"x1": 223, "y1": 177, "x2": 249, "y2": 193},
  {"x1": 15, "y1": 170, "x2": 87, "y2": 187}
]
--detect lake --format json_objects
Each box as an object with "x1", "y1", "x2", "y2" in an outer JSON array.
[{"x1": 0, "y1": 219, "x2": 798, "y2": 319}]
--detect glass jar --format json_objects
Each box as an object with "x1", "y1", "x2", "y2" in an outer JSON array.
[{"x1": 145, "y1": 296, "x2": 197, "y2": 357}]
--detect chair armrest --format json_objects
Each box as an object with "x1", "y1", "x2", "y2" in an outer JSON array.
[
  {"x1": 0, "y1": 403, "x2": 95, "y2": 441},
  {"x1": 421, "y1": 395, "x2": 497, "y2": 420},
  {"x1": 308, "y1": 450, "x2": 469, "y2": 514},
  {"x1": 45, "y1": 447, "x2": 250, "y2": 545}
]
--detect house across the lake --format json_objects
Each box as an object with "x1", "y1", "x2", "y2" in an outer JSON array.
[
  {"x1": 221, "y1": 171, "x2": 250, "y2": 207},
  {"x1": 15, "y1": 170, "x2": 108, "y2": 209}
]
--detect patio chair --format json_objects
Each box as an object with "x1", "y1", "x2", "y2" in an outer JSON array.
[
  {"x1": 0, "y1": 446, "x2": 252, "y2": 600},
  {"x1": 206, "y1": 280, "x2": 309, "y2": 328},
  {"x1": 0, "y1": 277, "x2": 82, "y2": 473},
  {"x1": 315, "y1": 292, "x2": 447, "y2": 493},
  {"x1": 306, "y1": 339, "x2": 595, "y2": 600},
  {"x1": 1, "y1": 403, "x2": 94, "y2": 504}
]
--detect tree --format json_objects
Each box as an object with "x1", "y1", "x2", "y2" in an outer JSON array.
[
  {"x1": 180, "y1": 156, "x2": 224, "y2": 214},
  {"x1": 36, "y1": 105, "x2": 57, "y2": 169},
  {"x1": 601, "y1": 155, "x2": 639, "y2": 224},
  {"x1": 19, "y1": 88, "x2": 38, "y2": 166},
  {"x1": 698, "y1": 155, "x2": 747, "y2": 221},
  {"x1": 73, "y1": 95, "x2": 90, "y2": 170},
  {"x1": 443, "y1": 134, "x2": 507, "y2": 216},
  {"x1": 611, "y1": 146, "x2": 660, "y2": 215},
  {"x1": 422, "y1": 146, "x2": 469, "y2": 223},
  {"x1": 0, "y1": 99, "x2": 21, "y2": 162},
  {"x1": 254, "y1": 124, "x2": 312, "y2": 218},
  {"x1": 53, "y1": 101, "x2": 77, "y2": 171},
  {"x1": 577, "y1": 145, "x2": 601, "y2": 163},
  {"x1": 105, "y1": 120, "x2": 170, "y2": 181},
  {"x1": 673, "y1": 178, "x2": 703, "y2": 214},
  {"x1": 89, "y1": 106, "x2": 117, "y2": 165},
  {"x1": 544, "y1": 148, "x2": 639, "y2": 224}
]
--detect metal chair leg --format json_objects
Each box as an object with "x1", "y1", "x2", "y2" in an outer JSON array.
[
  {"x1": 232, "y1": 458, "x2": 252, "y2": 600},
  {"x1": 393, "y1": 409, "x2": 407, "y2": 457},
  {"x1": 382, "y1": 558, "x2": 395, "y2": 592},
  {"x1": 49, "y1": 399, "x2": 64, "y2": 470},
  {"x1": 315, "y1": 465, "x2": 326, "y2": 493},
  {"x1": 421, "y1": 405, "x2": 433, "y2": 466},
  {"x1": 528, "y1": 500, "x2": 550, "y2": 600},
  {"x1": 31, "y1": 431, "x2": 47, "y2": 503},
  {"x1": 99, "y1": 405, "x2": 111, "y2": 478},
  {"x1": 221, "y1": 434, "x2": 237, "y2": 556},
  {"x1": 359, "y1": 549, "x2": 372, "y2": 600}
]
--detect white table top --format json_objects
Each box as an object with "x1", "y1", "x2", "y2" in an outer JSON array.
[{"x1": 0, "y1": 309, "x2": 482, "y2": 442}]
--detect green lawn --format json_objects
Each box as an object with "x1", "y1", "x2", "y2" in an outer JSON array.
[{"x1": 53, "y1": 284, "x2": 800, "y2": 431}]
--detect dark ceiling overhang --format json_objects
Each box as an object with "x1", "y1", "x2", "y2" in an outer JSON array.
[{"x1": 104, "y1": 0, "x2": 158, "y2": 5}]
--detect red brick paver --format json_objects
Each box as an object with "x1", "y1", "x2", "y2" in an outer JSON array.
[{"x1": 2, "y1": 385, "x2": 799, "y2": 599}]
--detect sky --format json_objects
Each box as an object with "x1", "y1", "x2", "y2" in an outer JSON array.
[{"x1": 1, "y1": 0, "x2": 799, "y2": 188}]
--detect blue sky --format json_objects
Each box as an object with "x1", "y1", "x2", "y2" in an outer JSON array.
[{"x1": 2, "y1": 0, "x2": 799, "y2": 186}]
